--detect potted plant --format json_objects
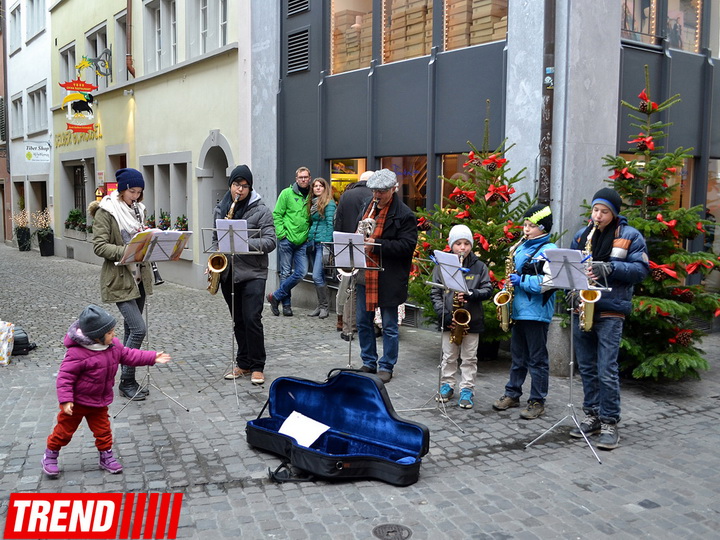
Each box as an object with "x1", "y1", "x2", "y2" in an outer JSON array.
[
  {"x1": 173, "y1": 214, "x2": 188, "y2": 231},
  {"x1": 64, "y1": 208, "x2": 85, "y2": 240},
  {"x1": 11, "y1": 208, "x2": 31, "y2": 251},
  {"x1": 158, "y1": 209, "x2": 171, "y2": 230},
  {"x1": 31, "y1": 208, "x2": 55, "y2": 256}
]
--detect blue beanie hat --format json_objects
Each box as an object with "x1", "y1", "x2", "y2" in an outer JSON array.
[
  {"x1": 591, "y1": 187, "x2": 622, "y2": 217},
  {"x1": 78, "y1": 304, "x2": 116, "y2": 340},
  {"x1": 116, "y1": 168, "x2": 145, "y2": 192}
]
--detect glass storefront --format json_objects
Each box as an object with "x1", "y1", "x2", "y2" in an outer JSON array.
[
  {"x1": 383, "y1": 0, "x2": 433, "y2": 64},
  {"x1": 704, "y1": 159, "x2": 720, "y2": 292},
  {"x1": 622, "y1": 0, "x2": 658, "y2": 44},
  {"x1": 380, "y1": 155, "x2": 427, "y2": 211},
  {"x1": 667, "y1": 0, "x2": 702, "y2": 53},
  {"x1": 330, "y1": 158, "x2": 369, "y2": 200}
]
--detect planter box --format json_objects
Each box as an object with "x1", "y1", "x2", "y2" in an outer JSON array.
[{"x1": 65, "y1": 229, "x2": 87, "y2": 241}]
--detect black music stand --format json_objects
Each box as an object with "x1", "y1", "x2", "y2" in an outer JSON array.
[
  {"x1": 114, "y1": 232, "x2": 193, "y2": 417},
  {"x1": 395, "y1": 253, "x2": 468, "y2": 433},
  {"x1": 326, "y1": 232, "x2": 382, "y2": 369},
  {"x1": 198, "y1": 222, "x2": 263, "y2": 407},
  {"x1": 523, "y1": 248, "x2": 604, "y2": 464}
]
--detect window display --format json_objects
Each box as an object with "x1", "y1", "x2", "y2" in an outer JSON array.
[
  {"x1": 380, "y1": 155, "x2": 427, "y2": 211},
  {"x1": 445, "y1": 0, "x2": 508, "y2": 52},
  {"x1": 331, "y1": 0, "x2": 373, "y2": 74}
]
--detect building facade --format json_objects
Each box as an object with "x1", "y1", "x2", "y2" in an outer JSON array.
[
  {"x1": 4, "y1": 0, "x2": 52, "y2": 245},
  {"x1": 277, "y1": 0, "x2": 720, "y2": 303},
  {"x1": 46, "y1": 0, "x2": 279, "y2": 290}
]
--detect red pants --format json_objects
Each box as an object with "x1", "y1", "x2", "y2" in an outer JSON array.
[{"x1": 46, "y1": 404, "x2": 113, "y2": 452}]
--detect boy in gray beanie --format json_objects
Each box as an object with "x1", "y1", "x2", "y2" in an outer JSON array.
[{"x1": 41, "y1": 305, "x2": 170, "y2": 478}]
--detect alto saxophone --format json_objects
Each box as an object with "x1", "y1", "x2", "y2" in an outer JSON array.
[
  {"x1": 132, "y1": 202, "x2": 164, "y2": 285},
  {"x1": 449, "y1": 281, "x2": 472, "y2": 346},
  {"x1": 494, "y1": 235, "x2": 526, "y2": 332},
  {"x1": 207, "y1": 195, "x2": 239, "y2": 295},
  {"x1": 356, "y1": 199, "x2": 378, "y2": 239},
  {"x1": 578, "y1": 221, "x2": 601, "y2": 331}
]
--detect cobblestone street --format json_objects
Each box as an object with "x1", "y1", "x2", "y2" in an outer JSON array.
[{"x1": 1, "y1": 243, "x2": 719, "y2": 539}]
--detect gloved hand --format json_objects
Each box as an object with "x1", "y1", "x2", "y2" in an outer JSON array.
[
  {"x1": 509, "y1": 273, "x2": 522, "y2": 286},
  {"x1": 442, "y1": 313, "x2": 453, "y2": 329},
  {"x1": 591, "y1": 262, "x2": 613, "y2": 280}
]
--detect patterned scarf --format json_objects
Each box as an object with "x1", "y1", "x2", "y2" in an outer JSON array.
[{"x1": 364, "y1": 202, "x2": 390, "y2": 311}]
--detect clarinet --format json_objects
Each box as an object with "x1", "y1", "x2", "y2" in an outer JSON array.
[{"x1": 133, "y1": 201, "x2": 164, "y2": 285}]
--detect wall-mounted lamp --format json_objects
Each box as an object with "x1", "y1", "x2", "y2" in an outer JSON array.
[{"x1": 123, "y1": 89, "x2": 134, "y2": 96}]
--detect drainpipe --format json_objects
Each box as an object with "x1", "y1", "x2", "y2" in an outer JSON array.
[
  {"x1": 538, "y1": 0, "x2": 555, "y2": 204},
  {"x1": 126, "y1": 0, "x2": 135, "y2": 77}
]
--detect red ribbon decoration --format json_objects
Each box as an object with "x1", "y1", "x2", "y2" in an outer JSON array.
[
  {"x1": 456, "y1": 208, "x2": 471, "y2": 219},
  {"x1": 637, "y1": 89, "x2": 659, "y2": 111},
  {"x1": 485, "y1": 184, "x2": 515, "y2": 202},
  {"x1": 656, "y1": 213, "x2": 679, "y2": 238},
  {"x1": 481, "y1": 154, "x2": 508, "y2": 169},
  {"x1": 628, "y1": 133, "x2": 655, "y2": 150},
  {"x1": 449, "y1": 187, "x2": 477, "y2": 203},
  {"x1": 473, "y1": 233, "x2": 490, "y2": 251},
  {"x1": 610, "y1": 167, "x2": 634, "y2": 180},
  {"x1": 696, "y1": 222, "x2": 706, "y2": 233},
  {"x1": 649, "y1": 260, "x2": 678, "y2": 279},
  {"x1": 686, "y1": 259, "x2": 714, "y2": 274}
]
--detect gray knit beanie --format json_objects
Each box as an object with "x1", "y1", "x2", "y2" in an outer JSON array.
[{"x1": 78, "y1": 304, "x2": 117, "y2": 340}]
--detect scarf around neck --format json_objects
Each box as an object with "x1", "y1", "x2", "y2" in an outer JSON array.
[{"x1": 99, "y1": 190, "x2": 145, "y2": 244}]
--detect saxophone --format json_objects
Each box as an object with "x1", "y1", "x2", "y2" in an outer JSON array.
[
  {"x1": 356, "y1": 199, "x2": 378, "y2": 239},
  {"x1": 132, "y1": 202, "x2": 164, "y2": 285},
  {"x1": 579, "y1": 221, "x2": 601, "y2": 331},
  {"x1": 494, "y1": 235, "x2": 525, "y2": 332},
  {"x1": 207, "y1": 194, "x2": 238, "y2": 295},
  {"x1": 449, "y1": 256, "x2": 472, "y2": 345}
]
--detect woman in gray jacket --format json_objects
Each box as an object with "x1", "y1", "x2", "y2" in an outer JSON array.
[{"x1": 88, "y1": 168, "x2": 154, "y2": 401}]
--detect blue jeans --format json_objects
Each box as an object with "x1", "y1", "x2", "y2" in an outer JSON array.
[
  {"x1": 308, "y1": 242, "x2": 327, "y2": 287},
  {"x1": 506, "y1": 320, "x2": 550, "y2": 403},
  {"x1": 356, "y1": 284, "x2": 399, "y2": 373},
  {"x1": 573, "y1": 315, "x2": 623, "y2": 423},
  {"x1": 273, "y1": 238, "x2": 308, "y2": 306}
]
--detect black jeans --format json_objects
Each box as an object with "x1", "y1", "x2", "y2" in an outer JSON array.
[{"x1": 220, "y1": 277, "x2": 267, "y2": 372}]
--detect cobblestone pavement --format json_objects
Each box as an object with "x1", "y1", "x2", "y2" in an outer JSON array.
[{"x1": 1, "y1": 243, "x2": 719, "y2": 539}]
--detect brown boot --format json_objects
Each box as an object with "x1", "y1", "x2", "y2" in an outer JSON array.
[{"x1": 336, "y1": 314, "x2": 343, "y2": 332}]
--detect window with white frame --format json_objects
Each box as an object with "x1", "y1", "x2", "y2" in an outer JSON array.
[
  {"x1": 10, "y1": 95, "x2": 24, "y2": 139},
  {"x1": 144, "y1": 0, "x2": 179, "y2": 73},
  {"x1": 86, "y1": 25, "x2": 109, "y2": 91},
  {"x1": 188, "y1": 0, "x2": 228, "y2": 58},
  {"x1": 9, "y1": 5, "x2": 22, "y2": 52},
  {"x1": 26, "y1": 0, "x2": 46, "y2": 39},
  {"x1": 27, "y1": 83, "x2": 48, "y2": 134},
  {"x1": 60, "y1": 44, "x2": 77, "y2": 84}
]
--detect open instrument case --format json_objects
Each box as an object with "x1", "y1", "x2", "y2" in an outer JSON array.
[{"x1": 246, "y1": 370, "x2": 430, "y2": 486}]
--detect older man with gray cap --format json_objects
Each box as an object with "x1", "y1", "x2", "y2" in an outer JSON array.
[{"x1": 355, "y1": 168, "x2": 417, "y2": 383}]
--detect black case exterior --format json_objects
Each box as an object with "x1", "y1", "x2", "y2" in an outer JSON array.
[
  {"x1": 246, "y1": 371, "x2": 430, "y2": 486},
  {"x1": 11, "y1": 327, "x2": 32, "y2": 356}
]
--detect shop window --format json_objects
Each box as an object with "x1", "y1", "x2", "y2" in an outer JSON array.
[
  {"x1": 667, "y1": 0, "x2": 702, "y2": 53},
  {"x1": 330, "y1": 158, "x2": 368, "y2": 200},
  {"x1": 440, "y1": 153, "x2": 468, "y2": 206},
  {"x1": 383, "y1": 0, "x2": 432, "y2": 64},
  {"x1": 621, "y1": 0, "x2": 659, "y2": 45},
  {"x1": 445, "y1": 0, "x2": 508, "y2": 51},
  {"x1": 331, "y1": 0, "x2": 373, "y2": 74},
  {"x1": 380, "y1": 155, "x2": 427, "y2": 211}
]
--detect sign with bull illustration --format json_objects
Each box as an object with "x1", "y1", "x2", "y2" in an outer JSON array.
[{"x1": 58, "y1": 51, "x2": 111, "y2": 134}]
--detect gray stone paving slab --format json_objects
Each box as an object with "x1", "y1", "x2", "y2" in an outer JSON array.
[{"x1": 1, "y1": 243, "x2": 719, "y2": 539}]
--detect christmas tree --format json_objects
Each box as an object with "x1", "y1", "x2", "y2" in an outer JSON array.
[
  {"x1": 410, "y1": 106, "x2": 533, "y2": 345},
  {"x1": 601, "y1": 66, "x2": 719, "y2": 380}
]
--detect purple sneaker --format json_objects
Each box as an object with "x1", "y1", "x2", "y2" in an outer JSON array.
[
  {"x1": 98, "y1": 450, "x2": 123, "y2": 474},
  {"x1": 41, "y1": 449, "x2": 60, "y2": 477}
]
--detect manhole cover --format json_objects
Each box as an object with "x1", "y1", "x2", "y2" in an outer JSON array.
[{"x1": 372, "y1": 523, "x2": 412, "y2": 539}]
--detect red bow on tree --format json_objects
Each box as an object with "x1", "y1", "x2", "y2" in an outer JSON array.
[
  {"x1": 686, "y1": 259, "x2": 714, "y2": 274},
  {"x1": 609, "y1": 167, "x2": 634, "y2": 180},
  {"x1": 449, "y1": 187, "x2": 476, "y2": 203},
  {"x1": 473, "y1": 233, "x2": 490, "y2": 251},
  {"x1": 649, "y1": 260, "x2": 678, "y2": 279},
  {"x1": 485, "y1": 184, "x2": 515, "y2": 202},
  {"x1": 656, "y1": 213, "x2": 679, "y2": 238},
  {"x1": 637, "y1": 299, "x2": 670, "y2": 317},
  {"x1": 696, "y1": 222, "x2": 706, "y2": 233},
  {"x1": 455, "y1": 208, "x2": 471, "y2": 219},
  {"x1": 638, "y1": 89, "x2": 659, "y2": 112},
  {"x1": 481, "y1": 154, "x2": 508, "y2": 169},
  {"x1": 503, "y1": 221, "x2": 520, "y2": 239},
  {"x1": 628, "y1": 133, "x2": 655, "y2": 151},
  {"x1": 463, "y1": 151, "x2": 481, "y2": 168}
]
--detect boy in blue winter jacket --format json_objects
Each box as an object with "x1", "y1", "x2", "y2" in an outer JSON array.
[{"x1": 493, "y1": 204, "x2": 556, "y2": 420}]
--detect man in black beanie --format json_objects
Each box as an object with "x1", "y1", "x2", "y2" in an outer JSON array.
[
  {"x1": 568, "y1": 187, "x2": 649, "y2": 450},
  {"x1": 212, "y1": 164, "x2": 276, "y2": 385}
]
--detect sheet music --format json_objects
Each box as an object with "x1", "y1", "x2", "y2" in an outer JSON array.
[
  {"x1": 117, "y1": 229, "x2": 192, "y2": 264},
  {"x1": 433, "y1": 250, "x2": 469, "y2": 293},
  {"x1": 216, "y1": 219, "x2": 249, "y2": 254},
  {"x1": 333, "y1": 232, "x2": 370, "y2": 269},
  {"x1": 543, "y1": 248, "x2": 592, "y2": 290},
  {"x1": 278, "y1": 411, "x2": 330, "y2": 448}
]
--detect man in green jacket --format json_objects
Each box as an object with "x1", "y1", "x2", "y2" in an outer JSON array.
[{"x1": 267, "y1": 167, "x2": 311, "y2": 316}]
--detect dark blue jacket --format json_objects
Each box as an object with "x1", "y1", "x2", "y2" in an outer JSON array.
[{"x1": 570, "y1": 215, "x2": 649, "y2": 316}]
